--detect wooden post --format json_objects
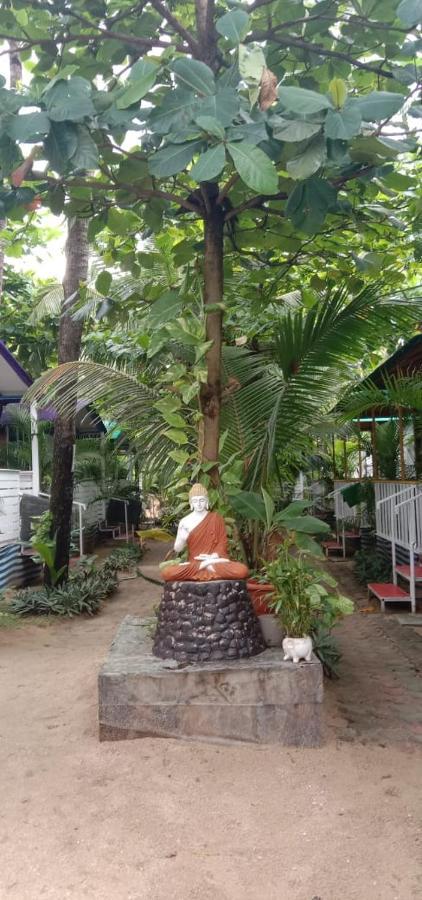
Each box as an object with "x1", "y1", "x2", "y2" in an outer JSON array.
[
  {"x1": 358, "y1": 419, "x2": 362, "y2": 481},
  {"x1": 332, "y1": 435, "x2": 336, "y2": 478},
  {"x1": 343, "y1": 440, "x2": 348, "y2": 479},
  {"x1": 371, "y1": 410, "x2": 378, "y2": 478},
  {"x1": 398, "y1": 406, "x2": 405, "y2": 480}
]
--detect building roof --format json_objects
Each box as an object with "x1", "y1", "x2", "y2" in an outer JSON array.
[
  {"x1": 0, "y1": 342, "x2": 104, "y2": 435},
  {"x1": 0, "y1": 341, "x2": 32, "y2": 397},
  {"x1": 359, "y1": 333, "x2": 422, "y2": 389}
]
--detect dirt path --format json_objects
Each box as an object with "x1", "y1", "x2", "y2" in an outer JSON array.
[
  {"x1": 325, "y1": 559, "x2": 422, "y2": 746},
  {"x1": 0, "y1": 545, "x2": 421, "y2": 900}
]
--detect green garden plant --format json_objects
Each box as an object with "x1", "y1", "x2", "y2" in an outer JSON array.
[
  {"x1": 266, "y1": 535, "x2": 354, "y2": 676},
  {"x1": 230, "y1": 488, "x2": 330, "y2": 573}
]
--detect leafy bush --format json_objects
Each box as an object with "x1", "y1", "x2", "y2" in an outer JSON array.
[
  {"x1": 9, "y1": 562, "x2": 118, "y2": 617},
  {"x1": 27, "y1": 510, "x2": 67, "y2": 586},
  {"x1": 30, "y1": 510, "x2": 52, "y2": 544},
  {"x1": 266, "y1": 534, "x2": 354, "y2": 677},
  {"x1": 354, "y1": 549, "x2": 391, "y2": 585},
  {"x1": 104, "y1": 543, "x2": 143, "y2": 572}
]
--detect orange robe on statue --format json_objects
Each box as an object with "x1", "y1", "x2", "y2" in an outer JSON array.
[{"x1": 162, "y1": 511, "x2": 249, "y2": 582}]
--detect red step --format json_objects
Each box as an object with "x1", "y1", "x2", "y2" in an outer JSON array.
[
  {"x1": 368, "y1": 582, "x2": 411, "y2": 612},
  {"x1": 322, "y1": 540, "x2": 342, "y2": 557},
  {"x1": 395, "y1": 565, "x2": 422, "y2": 582}
]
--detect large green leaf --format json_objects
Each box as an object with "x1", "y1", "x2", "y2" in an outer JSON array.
[
  {"x1": 44, "y1": 76, "x2": 95, "y2": 122},
  {"x1": 171, "y1": 58, "x2": 215, "y2": 96},
  {"x1": 0, "y1": 134, "x2": 22, "y2": 177},
  {"x1": 286, "y1": 177, "x2": 337, "y2": 233},
  {"x1": 238, "y1": 44, "x2": 265, "y2": 82},
  {"x1": 149, "y1": 140, "x2": 202, "y2": 177},
  {"x1": 190, "y1": 144, "x2": 226, "y2": 182},
  {"x1": 44, "y1": 121, "x2": 79, "y2": 174},
  {"x1": 107, "y1": 207, "x2": 140, "y2": 234},
  {"x1": 196, "y1": 88, "x2": 239, "y2": 126},
  {"x1": 216, "y1": 9, "x2": 250, "y2": 43},
  {"x1": 116, "y1": 59, "x2": 158, "y2": 109},
  {"x1": 355, "y1": 91, "x2": 406, "y2": 121},
  {"x1": 278, "y1": 86, "x2": 333, "y2": 115},
  {"x1": 7, "y1": 111, "x2": 50, "y2": 142},
  {"x1": 227, "y1": 121, "x2": 268, "y2": 144},
  {"x1": 95, "y1": 271, "x2": 112, "y2": 296},
  {"x1": 230, "y1": 491, "x2": 266, "y2": 521},
  {"x1": 272, "y1": 118, "x2": 321, "y2": 142},
  {"x1": 147, "y1": 290, "x2": 181, "y2": 326},
  {"x1": 294, "y1": 533, "x2": 325, "y2": 557},
  {"x1": 195, "y1": 116, "x2": 225, "y2": 139},
  {"x1": 276, "y1": 500, "x2": 312, "y2": 518},
  {"x1": 162, "y1": 428, "x2": 188, "y2": 445},
  {"x1": 261, "y1": 487, "x2": 275, "y2": 530},
  {"x1": 324, "y1": 104, "x2": 362, "y2": 140},
  {"x1": 397, "y1": 0, "x2": 422, "y2": 26},
  {"x1": 274, "y1": 514, "x2": 329, "y2": 534},
  {"x1": 148, "y1": 88, "x2": 196, "y2": 134},
  {"x1": 70, "y1": 126, "x2": 98, "y2": 170},
  {"x1": 286, "y1": 135, "x2": 326, "y2": 180},
  {"x1": 227, "y1": 141, "x2": 278, "y2": 194}
]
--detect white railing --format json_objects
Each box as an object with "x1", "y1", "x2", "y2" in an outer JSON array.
[
  {"x1": 37, "y1": 492, "x2": 86, "y2": 557},
  {"x1": 333, "y1": 480, "x2": 360, "y2": 522},
  {"x1": 375, "y1": 481, "x2": 422, "y2": 552},
  {"x1": 73, "y1": 480, "x2": 106, "y2": 527}
]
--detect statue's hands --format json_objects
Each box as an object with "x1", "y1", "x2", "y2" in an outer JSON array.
[{"x1": 196, "y1": 553, "x2": 229, "y2": 570}]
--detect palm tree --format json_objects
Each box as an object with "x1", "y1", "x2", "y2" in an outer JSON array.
[
  {"x1": 26, "y1": 282, "x2": 422, "y2": 490},
  {"x1": 221, "y1": 283, "x2": 422, "y2": 485}
]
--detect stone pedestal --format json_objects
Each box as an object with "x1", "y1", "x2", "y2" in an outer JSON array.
[
  {"x1": 98, "y1": 617, "x2": 323, "y2": 747},
  {"x1": 153, "y1": 579, "x2": 265, "y2": 663}
]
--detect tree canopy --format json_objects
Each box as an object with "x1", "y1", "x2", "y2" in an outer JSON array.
[{"x1": 0, "y1": 0, "x2": 421, "y2": 480}]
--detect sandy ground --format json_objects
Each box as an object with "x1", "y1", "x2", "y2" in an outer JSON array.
[{"x1": 0, "y1": 545, "x2": 421, "y2": 900}]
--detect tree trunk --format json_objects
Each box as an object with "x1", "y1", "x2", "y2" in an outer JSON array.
[
  {"x1": 0, "y1": 41, "x2": 23, "y2": 301},
  {"x1": 199, "y1": 185, "x2": 224, "y2": 484},
  {"x1": 48, "y1": 218, "x2": 89, "y2": 582},
  {"x1": 414, "y1": 414, "x2": 422, "y2": 479}
]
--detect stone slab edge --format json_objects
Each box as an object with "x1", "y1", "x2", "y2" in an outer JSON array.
[{"x1": 98, "y1": 616, "x2": 323, "y2": 747}]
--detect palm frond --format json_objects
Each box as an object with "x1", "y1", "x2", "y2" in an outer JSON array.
[
  {"x1": 338, "y1": 373, "x2": 422, "y2": 421},
  {"x1": 30, "y1": 284, "x2": 64, "y2": 324},
  {"x1": 24, "y1": 360, "x2": 193, "y2": 480},
  {"x1": 222, "y1": 282, "x2": 422, "y2": 487}
]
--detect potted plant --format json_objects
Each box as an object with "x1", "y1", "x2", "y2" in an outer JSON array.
[
  {"x1": 266, "y1": 535, "x2": 354, "y2": 667},
  {"x1": 230, "y1": 488, "x2": 330, "y2": 638}
]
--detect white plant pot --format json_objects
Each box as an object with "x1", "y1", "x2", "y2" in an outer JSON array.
[
  {"x1": 282, "y1": 635, "x2": 313, "y2": 663},
  {"x1": 258, "y1": 614, "x2": 283, "y2": 648}
]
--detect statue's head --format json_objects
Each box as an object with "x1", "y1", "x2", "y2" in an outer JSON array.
[{"x1": 189, "y1": 482, "x2": 209, "y2": 513}]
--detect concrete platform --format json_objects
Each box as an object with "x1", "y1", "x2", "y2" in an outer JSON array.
[{"x1": 98, "y1": 616, "x2": 323, "y2": 747}]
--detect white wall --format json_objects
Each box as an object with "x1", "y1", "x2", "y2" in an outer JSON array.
[{"x1": 0, "y1": 470, "x2": 33, "y2": 545}]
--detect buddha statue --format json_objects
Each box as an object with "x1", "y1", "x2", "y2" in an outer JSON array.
[{"x1": 161, "y1": 483, "x2": 249, "y2": 582}]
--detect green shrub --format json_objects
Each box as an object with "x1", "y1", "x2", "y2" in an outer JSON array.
[
  {"x1": 354, "y1": 549, "x2": 391, "y2": 585},
  {"x1": 104, "y1": 544, "x2": 143, "y2": 572},
  {"x1": 9, "y1": 565, "x2": 118, "y2": 618}
]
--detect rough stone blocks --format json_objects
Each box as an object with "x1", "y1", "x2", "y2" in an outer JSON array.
[
  {"x1": 153, "y1": 579, "x2": 265, "y2": 662},
  {"x1": 99, "y1": 617, "x2": 323, "y2": 747}
]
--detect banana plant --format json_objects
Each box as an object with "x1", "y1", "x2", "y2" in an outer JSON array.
[{"x1": 230, "y1": 487, "x2": 329, "y2": 572}]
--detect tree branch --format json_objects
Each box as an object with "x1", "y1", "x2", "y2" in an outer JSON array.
[
  {"x1": 217, "y1": 174, "x2": 239, "y2": 206},
  {"x1": 225, "y1": 192, "x2": 287, "y2": 221},
  {"x1": 149, "y1": 0, "x2": 200, "y2": 55},
  {"x1": 28, "y1": 173, "x2": 202, "y2": 214},
  {"x1": 226, "y1": 165, "x2": 376, "y2": 222},
  {"x1": 0, "y1": 30, "x2": 186, "y2": 54},
  {"x1": 246, "y1": 31, "x2": 394, "y2": 79}
]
